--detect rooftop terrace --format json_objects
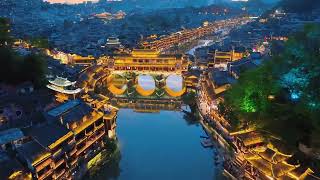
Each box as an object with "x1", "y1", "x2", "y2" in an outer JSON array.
[{"x1": 48, "y1": 99, "x2": 81, "y2": 117}]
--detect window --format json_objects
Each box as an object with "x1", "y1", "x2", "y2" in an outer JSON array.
[
  {"x1": 95, "y1": 118, "x2": 103, "y2": 127},
  {"x1": 86, "y1": 124, "x2": 94, "y2": 133},
  {"x1": 75, "y1": 131, "x2": 85, "y2": 141}
]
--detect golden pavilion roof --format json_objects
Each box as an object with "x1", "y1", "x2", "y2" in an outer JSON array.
[
  {"x1": 49, "y1": 76, "x2": 75, "y2": 87},
  {"x1": 238, "y1": 131, "x2": 265, "y2": 147},
  {"x1": 244, "y1": 146, "x2": 302, "y2": 179},
  {"x1": 287, "y1": 167, "x2": 316, "y2": 180},
  {"x1": 246, "y1": 155, "x2": 297, "y2": 178},
  {"x1": 258, "y1": 147, "x2": 292, "y2": 164},
  {"x1": 131, "y1": 49, "x2": 160, "y2": 58}
]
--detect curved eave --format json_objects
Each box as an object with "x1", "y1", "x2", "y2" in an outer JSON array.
[
  {"x1": 106, "y1": 42, "x2": 121, "y2": 45},
  {"x1": 47, "y1": 85, "x2": 82, "y2": 94},
  {"x1": 48, "y1": 80, "x2": 76, "y2": 87}
]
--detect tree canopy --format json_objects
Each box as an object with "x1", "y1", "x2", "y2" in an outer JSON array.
[
  {"x1": 0, "y1": 17, "x2": 47, "y2": 87},
  {"x1": 224, "y1": 24, "x2": 320, "y2": 150}
]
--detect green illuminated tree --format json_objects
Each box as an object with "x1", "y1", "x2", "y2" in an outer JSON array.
[{"x1": 225, "y1": 24, "x2": 320, "y2": 153}]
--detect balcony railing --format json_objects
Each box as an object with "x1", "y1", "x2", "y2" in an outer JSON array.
[
  {"x1": 76, "y1": 130, "x2": 105, "y2": 156},
  {"x1": 76, "y1": 136, "x2": 87, "y2": 145},
  {"x1": 95, "y1": 123, "x2": 104, "y2": 131},
  {"x1": 68, "y1": 148, "x2": 77, "y2": 157},
  {"x1": 35, "y1": 158, "x2": 52, "y2": 172},
  {"x1": 70, "y1": 157, "x2": 78, "y2": 166},
  {"x1": 52, "y1": 148, "x2": 63, "y2": 159},
  {"x1": 68, "y1": 139, "x2": 76, "y2": 146},
  {"x1": 38, "y1": 168, "x2": 53, "y2": 180},
  {"x1": 85, "y1": 130, "x2": 94, "y2": 137},
  {"x1": 54, "y1": 158, "x2": 65, "y2": 169},
  {"x1": 53, "y1": 169, "x2": 66, "y2": 180}
]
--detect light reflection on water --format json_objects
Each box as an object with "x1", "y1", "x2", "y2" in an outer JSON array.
[{"x1": 86, "y1": 109, "x2": 223, "y2": 180}]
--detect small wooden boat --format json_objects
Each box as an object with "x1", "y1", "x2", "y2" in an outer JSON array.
[{"x1": 201, "y1": 139, "x2": 213, "y2": 148}]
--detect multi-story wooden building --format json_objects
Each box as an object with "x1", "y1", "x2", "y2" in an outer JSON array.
[
  {"x1": 111, "y1": 49, "x2": 188, "y2": 74},
  {"x1": 15, "y1": 99, "x2": 117, "y2": 180},
  {"x1": 142, "y1": 17, "x2": 251, "y2": 52},
  {"x1": 208, "y1": 49, "x2": 245, "y2": 68}
]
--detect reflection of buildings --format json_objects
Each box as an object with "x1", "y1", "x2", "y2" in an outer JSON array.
[
  {"x1": 111, "y1": 98, "x2": 182, "y2": 112},
  {"x1": 110, "y1": 49, "x2": 188, "y2": 74}
]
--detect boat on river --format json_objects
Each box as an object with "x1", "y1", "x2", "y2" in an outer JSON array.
[{"x1": 201, "y1": 138, "x2": 214, "y2": 148}]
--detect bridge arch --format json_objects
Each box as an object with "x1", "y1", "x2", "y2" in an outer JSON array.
[
  {"x1": 136, "y1": 74, "x2": 156, "y2": 96},
  {"x1": 107, "y1": 74, "x2": 127, "y2": 95},
  {"x1": 164, "y1": 74, "x2": 186, "y2": 97}
]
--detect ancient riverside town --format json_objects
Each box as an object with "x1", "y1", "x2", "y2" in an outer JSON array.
[{"x1": 1, "y1": 0, "x2": 320, "y2": 179}]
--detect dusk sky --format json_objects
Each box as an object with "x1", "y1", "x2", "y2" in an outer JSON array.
[
  {"x1": 44, "y1": 0, "x2": 280, "y2": 5},
  {"x1": 44, "y1": 0, "x2": 99, "y2": 4}
]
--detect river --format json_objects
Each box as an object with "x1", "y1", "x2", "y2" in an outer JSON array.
[
  {"x1": 186, "y1": 40, "x2": 214, "y2": 56},
  {"x1": 85, "y1": 109, "x2": 223, "y2": 180}
]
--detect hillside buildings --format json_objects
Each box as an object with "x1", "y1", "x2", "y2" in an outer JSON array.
[{"x1": 0, "y1": 99, "x2": 117, "y2": 180}]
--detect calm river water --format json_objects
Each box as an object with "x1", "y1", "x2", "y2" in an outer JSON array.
[{"x1": 85, "y1": 109, "x2": 223, "y2": 180}]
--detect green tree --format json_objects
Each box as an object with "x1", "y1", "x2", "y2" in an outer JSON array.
[
  {"x1": 0, "y1": 19, "x2": 47, "y2": 87},
  {"x1": 21, "y1": 54, "x2": 47, "y2": 87},
  {"x1": 182, "y1": 91, "x2": 197, "y2": 114},
  {"x1": 225, "y1": 24, "x2": 320, "y2": 151}
]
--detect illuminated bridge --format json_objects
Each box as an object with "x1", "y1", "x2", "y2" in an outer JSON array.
[
  {"x1": 75, "y1": 49, "x2": 190, "y2": 99},
  {"x1": 107, "y1": 49, "x2": 188, "y2": 74},
  {"x1": 103, "y1": 49, "x2": 189, "y2": 97},
  {"x1": 106, "y1": 73, "x2": 186, "y2": 97}
]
